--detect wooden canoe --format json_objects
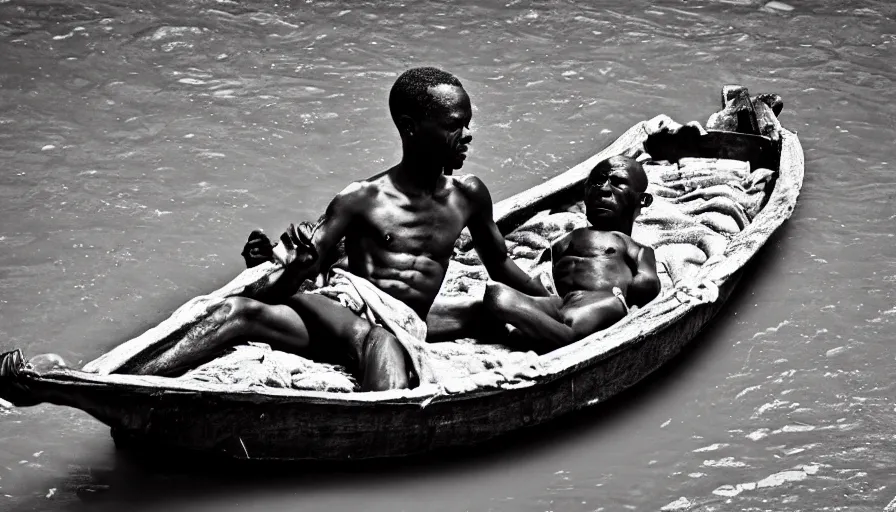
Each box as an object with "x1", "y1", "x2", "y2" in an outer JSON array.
[{"x1": 0, "y1": 105, "x2": 804, "y2": 461}]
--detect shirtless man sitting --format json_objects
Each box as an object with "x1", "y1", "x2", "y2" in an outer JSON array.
[
  {"x1": 124, "y1": 67, "x2": 549, "y2": 390},
  {"x1": 483, "y1": 155, "x2": 660, "y2": 351}
]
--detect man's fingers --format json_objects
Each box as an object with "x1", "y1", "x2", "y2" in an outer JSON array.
[
  {"x1": 242, "y1": 229, "x2": 275, "y2": 269},
  {"x1": 240, "y1": 230, "x2": 268, "y2": 268},
  {"x1": 245, "y1": 238, "x2": 273, "y2": 250},
  {"x1": 242, "y1": 244, "x2": 272, "y2": 258},
  {"x1": 244, "y1": 229, "x2": 275, "y2": 254},
  {"x1": 297, "y1": 222, "x2": 315, "y2": 244},
  {"x1": 248, "y1": 229, "x2": 272, "y2": 244}
]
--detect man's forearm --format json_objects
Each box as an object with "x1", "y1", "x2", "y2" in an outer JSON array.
[
  {"x1": 259, "y1": 240, "x2": 322, "y2": 300},
  {"x1": 491, "y1": 259, "x2": 550, "y2": 297},
  {"x1": 254, "y1": 264, "x2": 310, "y2": 303}
]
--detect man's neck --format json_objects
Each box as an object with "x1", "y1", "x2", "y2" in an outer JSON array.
[
  {"x1": 589, "y1": 220, "x2": 633, "y2": 235},
  {"x1": 391, "y1": 158, "x2": 444, "y2": 196}
]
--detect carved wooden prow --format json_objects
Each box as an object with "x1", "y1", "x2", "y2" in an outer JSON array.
[
  {"x1": 727, "y1": 85, "x2": 760, "y2": 134},
  {"x1": 707, "y1": 85, "x2": 784, "y2": 144},
  {"x1": 707, "y1": 85, "x2": 759, "y2": 135}
]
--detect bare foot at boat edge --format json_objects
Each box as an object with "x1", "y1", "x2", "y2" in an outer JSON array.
[
  {"x1": 26, "y1": 353, "x2": 68, "y2": 373},
  {"x1": 0, "y1": 350, "x2": 51, "y2": 407}
]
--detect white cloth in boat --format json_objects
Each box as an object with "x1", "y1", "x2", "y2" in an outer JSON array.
[{"x1": 306, "y1": 267, "x2": 437, "y2": 385}]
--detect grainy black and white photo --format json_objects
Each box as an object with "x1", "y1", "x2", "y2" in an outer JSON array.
[{"x1": 0, "y1": 0, "x2": 894, "y2": 510}]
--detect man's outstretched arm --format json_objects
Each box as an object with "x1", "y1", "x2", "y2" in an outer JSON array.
[{"x1": 461, "y1": 176, "x2": 550, "y2": 297}]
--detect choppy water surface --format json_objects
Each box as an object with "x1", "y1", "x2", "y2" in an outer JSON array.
[{"x1": 1, "y1": 0, "x2": 895, "y2": 510}]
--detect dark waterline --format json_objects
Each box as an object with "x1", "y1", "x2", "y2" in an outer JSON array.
[{"x1": 1, "y1": 0, "x2": 895, "y2": 510}]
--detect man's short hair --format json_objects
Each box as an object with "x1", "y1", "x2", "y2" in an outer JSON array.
[{"x1": 389, "y1": 67, "x2": 463, "y2": 127}]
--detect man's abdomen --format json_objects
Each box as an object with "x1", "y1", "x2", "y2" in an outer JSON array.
[
  {"x1": 358, "y1": 258, "x2": 449, "y2": 319},
  {"x1": 553, "y1": 257, "x2": 633, "y2": 296}
]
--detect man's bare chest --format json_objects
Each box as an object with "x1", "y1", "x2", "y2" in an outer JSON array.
[
  {"x1": 563, "y1": 231, "x2": 628, "y2": 259},
  {"x1": 362, "y1": 199, "x2": 468, "y2": 252}
]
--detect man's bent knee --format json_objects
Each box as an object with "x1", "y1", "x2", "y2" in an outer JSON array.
[
  {"x1": 227, "y1": 297, "x2": 268, "y2": 321},
  {"x1": 336, "y1": 316, "x2": 372, "y2": 366},
  {"x1": 208, "y1": 297, "x2": 267, "y2": 338},
  {"x1": 486, "y1": 282, "x2": 530, "y2": 325},
  {"x1": 360, "y1": 326, "x2": 410, "y2": 392},
  {"x1": 568, "y1": 296, "x2": 628, "y2": 342},
  {"x1": 484, "y1": 282, "x2": 511, "y2": 315}
]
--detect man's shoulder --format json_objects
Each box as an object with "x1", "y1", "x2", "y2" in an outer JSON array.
[
  {"x1": 609, "y1": 231, "x2": 652, "y2": 252},
  {"x1": 338, "y1": 179, "x2": 381, "y2": 195},
  {"x1": 451, "y1": 173, "x2": 486, "y2": 189},
  {"x1": 449, "y1": 174, "x2": 491, "y2": 203},
  {"x1": 332, "y1": 180, "x2": 381, "y2": 210}
]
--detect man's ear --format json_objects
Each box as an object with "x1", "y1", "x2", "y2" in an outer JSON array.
[
  {"x1": 640, "y1": 192, "x2": 653, "y2": 207},
  {"x1": 397, "y1": 115, "x2": 416, "y2": 137}
]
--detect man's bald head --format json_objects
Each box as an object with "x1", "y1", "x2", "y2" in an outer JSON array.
[
  {"x1": 586, "y1": 155, "x2": 648, "y2": 193},
  {"x1": 583, "y1": 155, "x2": 652, "y2": 233}
]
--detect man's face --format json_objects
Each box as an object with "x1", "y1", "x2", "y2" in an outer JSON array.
[
  {"x1": 584, "y1": 161, "x2": 645, "y2": 227},
  {"x1": 415, "y1": 84, "x2": 473, "y2": 172}
]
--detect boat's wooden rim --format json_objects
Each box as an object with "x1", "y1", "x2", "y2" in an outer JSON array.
[{"x1": 6, "y1": 118, "x2": 804, "y2": 408}]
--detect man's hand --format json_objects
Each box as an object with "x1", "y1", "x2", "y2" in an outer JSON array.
[
  {"x1": 525, "y1": 275, "x2": 552, "y2": 297},
  {"x1": 241, "y1": 229, "x2": 275, "y2": 268},
  {"x1": 279, "y1": 222, "x2": 318, "y2": 268}
]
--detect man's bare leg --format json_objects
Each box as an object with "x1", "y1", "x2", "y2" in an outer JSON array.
[
  {"x1": 281, "y1": 294, "x2": 409, "y2": 391},
  {"x1": 358, "y1": 325, "x2": 411, "y2": 390},
  {"x1": 426, "y1": 295, "x2": 508, "y2": 342},
  {"x1": 132, "y1": 297, "x2": 310, "y2": 376},
  {"x1": 483, "y1": 282, "x2": 575, "y2": 349},
  {"x1": 426, "y1": 295, "x2": 478, "y2": 342},
  {"x1": 562, "y1": 293, "x2": 628, "y2": 340}
]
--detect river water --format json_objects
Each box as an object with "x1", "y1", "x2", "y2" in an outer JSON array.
[{"x1": 1, "y1": 0, "x2": 895, "y2": 510}]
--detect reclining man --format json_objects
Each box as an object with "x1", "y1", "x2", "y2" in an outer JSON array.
[
  {"x1": 126, "y1": 67, "x2": 550, "y2": 390},
  {"x1": 483, "y1": 155, "x2": 661, "y2": 351}
]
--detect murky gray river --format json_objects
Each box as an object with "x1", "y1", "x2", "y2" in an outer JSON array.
[{"x1": 1, "y1": 0, "x2": 895, "y2": 510}]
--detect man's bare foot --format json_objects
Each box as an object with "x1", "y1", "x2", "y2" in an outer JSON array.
[
  {"x1": 27, "y1": 353, "x2": 68, "y2": 374},
  {"x1": 0, "y1": 350, "x2": 40, "y2": 406}
]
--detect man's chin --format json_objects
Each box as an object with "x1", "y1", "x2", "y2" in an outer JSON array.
[
  {"x1": 446, "y1": 158, "x2": 466, "y2": 173},
  {"x1": 587, "y1": 211, "x2": 623, "y2": 227},
  {"x1": 588, "y1": 207, "x2": 616, "y2": 217}
]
